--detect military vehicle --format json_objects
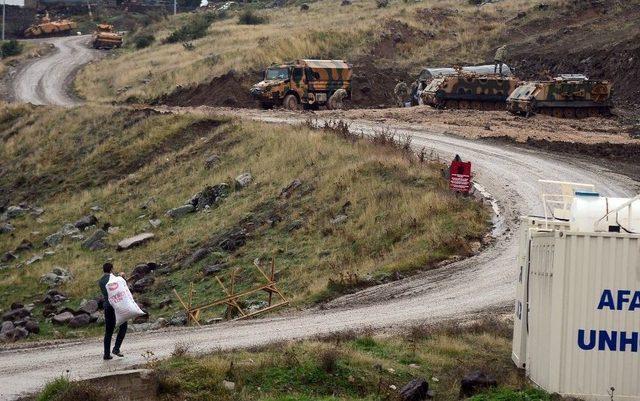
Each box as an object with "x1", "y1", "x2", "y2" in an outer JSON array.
[
  {"x1": 92, "y1": 24, "x2": 123, "y2": 49},
  {"x1": 420, "y1": 71, "x2": 519, "y2": 110},
  {"x1": 507, "y1": 75, "x2": 613, "y2": 118},
  {"x1": 250, "y1": 59, "x2": 352, "y2": 110},
  {"x1": 24, "y1": 13, "x2": 77, "y2": 38}
]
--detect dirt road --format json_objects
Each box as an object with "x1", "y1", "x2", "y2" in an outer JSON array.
[
  {"x1": 12, "y1": 35, "x2": 97, "y2": 107},
  {"x1": 0, "y1": 109, "x2": 637, "y2": 399}
]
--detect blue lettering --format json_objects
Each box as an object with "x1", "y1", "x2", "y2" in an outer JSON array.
[
  {"x1": 630, "y1": 292, "x2": 640, "y2": 311},
  {"x1": 598, "y1": 290, "x2": 615, "y2": 310},
  {"x1": 578, "y1": 329, "x2": 596, "y2": 350},
  {"x1": 617, "y1": 290, "x2": 632, "y2": 310},
  {"x1": 598, "y1": 330, "x2": 618, "y2": 351},
  {"x1": 619, "y1": 331, "x2": 639, "y2": 352}
]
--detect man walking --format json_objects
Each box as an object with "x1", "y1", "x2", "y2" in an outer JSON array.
[{"x1": 99, "y1": 262, "x2": 127, "y2": 360}]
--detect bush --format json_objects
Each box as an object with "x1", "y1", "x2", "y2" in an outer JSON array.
[
  {"x1": 165, "y1": 13, "x2": 215, "y2": 44},
  {"x1": 238, "y1": 9, "x2": 267, "y2": 25},
  {"x1": 134, "y1": 34, "x2": 155, "y2": 49},
  {"x1": 1, "y1": 40, "x2": 23, "y2": 58},
  {"x1": 37, "y1": 376, "x2": 120, "y2": 401}
]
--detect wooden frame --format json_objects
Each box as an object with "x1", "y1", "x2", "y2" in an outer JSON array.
[{"x1": 173, "y1": 257, "x2": 288, "y2": 326}]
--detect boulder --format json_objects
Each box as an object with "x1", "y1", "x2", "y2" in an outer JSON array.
[
  {"x1": 1, "y1": 326, "x2": 28, "y2": 342},
  {"x1": 44, "y1": 232, "x2": 63, "y2": 247},
  {"x1": 399, "y1": 378, "x2": 430, "y2": 401},
  {"x1": 1, "y1": 252, "x2": 17, "y2": 262},
  {"x1": 235, "y1": 172, "x2": 253, "y2": 189},
  {"x1": 68, "y1": 313, "x2": 91, "y2": 328},
  {"x1": 52, "y1": 311, "x2": 75, "y2": 325},
  {"x1": 5, "y1": 206, "x2": 28, "y2": 219},
  {"x1": 204, "y1": 154, "x2": 220, "y2": 169},
  {"x1": 2, "y1": 307, "x2": 30, "y2": 322},
  {"x1": 280, "y1": 179, "x2": 302, "y2": 198},
  {"x1": 31, "y1": 207, "x2": 45, "y2": 216},
  {"x1": 15, "y1": 239, "x2": 33, "y2": 252},
  {"x1": 132, "y1": 276, "x2": 155, "y2": 293},
  {"x1": 42, "y1": 290, "x2": 68, "y2": 304},
  {"x1": 169, "y1": 312, "x2": 187, "y2": 326},
  {"x1": 131, "y1": 263, "x2": 152, "y2": 280},
  {"x1": 193, "y1": 184, "x2": 229, "y2": 210},
  {"x1": 341, "y1": 0, "x2": 351, "y2": 5},
  {"x1": 299, "y1": 3, "x2": 309, "y2": 11},
  {"x1": 10, "y1": 302, "x2": 24, "y2": 310},
  {"x1": 59, "y1": 223, "x2": 81, "y2": 237},
  {"x1": 158, "y1": 298, "x2": 173, "y2": 309},
  {"x1": 166, "y1": 204, "x2": 195, "y2": 219},
  {"x1": 40, "y1": 267, "x2": 73, "y2": 287},
  {"x1": 80, "y1": 299, "x2": 99, "y2": 314},
  {"x1": 81, "y1": 229, "x2": 108, "y2": 251},
  {"x1": 218, "y1": 229, "x2": 246, "y2": 252},
  {"x1": 184, "y1": 247, "x2": 210, "y2": 268},
  {"x1": 0, "y1": 223, "x2": 15, "y2": 234},
  {"x1": 149, "y1": 219, "x2": 162, "y2": 228},
  {"x1": 151, "y1": 318, "x2": 168, "y2": 330},
  {"x1": 90, "y1": 312, "x2": 101, "y2": 323},
  {"x1": 117, "y1": 233, "x2": 155, "y2": 251},
  {"x1": 24, "y1": 319, "x2": 40, "y2": 334},
  {"x1": 26, "y1": 254, "x2": 43, "y2": 265},
  {"x1": 331, "y1": 214, "x2": 348, "y2": 225},
  {"x1": 202, "y1": 262, "x2": 228, "y2": 276},
  {"x1": 1, "y1": 321, "x2": 15, "y2": 334},
  {"x1": 74, "y1": 214, "x2": 98, "y2": 230},
  {"x1": 223, "y1": 380, "x2": 236, "y2": 391},
  {"x1": 459, "y1": 371, "x2": 497, "y2": 398}
]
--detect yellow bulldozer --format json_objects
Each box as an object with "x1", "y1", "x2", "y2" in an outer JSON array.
[
  {"x1": 92, "y1": 24, "x2": 123, "y2": 50},
  {"x1": 24, "y1": 13, "x2": 77, "y2": 38}
]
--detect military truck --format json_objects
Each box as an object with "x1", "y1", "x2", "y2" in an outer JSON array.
[
  {"x1": 24, "y1": 13, "x2": 77, "y2": 38},
  {"x1": 420, "y1": 71, "x2": 519, "y2": 110},
  {"x1": 250, "y1": 59, "x2": 352, "y2": 110},
  {"x1": 92, "y1": 24, "x2": 123, "y2": 49},
  {"x1": 507, "y1": 75, "x2": 613, "y2": 118}
]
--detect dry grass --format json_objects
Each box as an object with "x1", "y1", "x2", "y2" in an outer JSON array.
[
  {"x1": 75, "y1": 0, "x2": 543, "y2": 103},
  {"x1": 0, "y1": 104, "x2": 488, "y2": 337}
]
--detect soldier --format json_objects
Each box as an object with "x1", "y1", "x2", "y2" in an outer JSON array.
[
  {"x1": 328, "y1": 88, "x2": 348, "y2": 110},
  {"x1": 494, "y1": 45, "x2": 508, "y2": 75},
  {"x1": 394, "y1": 80, "x2": 410, "y2": 107}
]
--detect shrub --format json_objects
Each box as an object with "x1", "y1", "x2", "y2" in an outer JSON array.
[
  {"x1": 238, "y1": 9, "x2": 267, "y2": 25},
  {"x1": 1, "y1": 40, "x2": 23, "y2": 58},
  {"x1": 134, "y1": 34, "x2": 155, "y2": 49},
  {"x1": 165, "y1": 13, "x2": 215, "y2": 44},
  {"x1": 37, "y1": 377, "x2": 71, "y2": 401}
]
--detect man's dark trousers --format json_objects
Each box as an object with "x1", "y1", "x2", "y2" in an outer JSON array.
[{"x1": 104, "y1": 304, "x2": 127, "y2": 357}]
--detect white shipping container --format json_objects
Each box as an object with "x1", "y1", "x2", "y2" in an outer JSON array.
[{"x1": 526, "y1": 230, "x2": 640, "y2": 401}]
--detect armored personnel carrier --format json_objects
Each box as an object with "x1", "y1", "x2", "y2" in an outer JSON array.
[
  {"x1": 420, "y1": 71, "x2": 519, "y2": 110},
  {"x1": 92, "y1": 24, "x2": 123, "y2": 49},
  {"x1": 24, "y1": 13, "x2": 77, "y2": 38},
  {"x1": 507, "y1": 75, "x2": 612, "y2": 118}
]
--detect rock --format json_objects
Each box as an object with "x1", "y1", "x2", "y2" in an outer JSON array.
[
  {"x1": 202, "y1": 262, "x2": 228, "y2": 276},
  {"x1": 376, "y1": 0, "x2": 388, "y2": 7},
  {"x1": 166, "y1": 204, "x2": 195, "y2": 218},
  {"x1": 5, "y1": 206, "x2": 28, "y2": 219},
  {"x1": 15, "y1": 239, "x2": 33, "y2": 252},
  {"x1": 117, "y1": 233, "x2": 155, "y2": 251},
  {"x1": 2, "y1": 307, "x2": 30, "y2": 322},
  {"x1": 130, "y1": 323, "x2": 153, "y2": 332},
  {"x1": 330, "y1": 214, "x2": 348, "y2": 225},
  {"x1": 1, "y1": 321, "x2": 15, "y2": 334},
  {"x1": 223, "y1": 380, "x2": 236, "y2": 391},
  {"x1": 107, "y1": 226, "x2": 120, "y2": 234},
  {"x1": 132, "y1": 276, "x2": 155, "y2": 293},
  {"x1": 74, "y1": 214, "x2": 98, "y2": 230},
  {"x1": 184, "y1": 247, "x2": 210, "y2": 268},
  {"x1": 0, "y1": 223, "x2": 15, "y2": 234},
  {"x1": 52, "y1": 311, "x2": 75, "y2": 325},
  {"x1": 140, "y1": 197, "x2": 156, "y2": 210},
  {"x1": 24, "y1": 319, "x2": 40, "y2": 334},
  {"x1": 204, "y1": 154, "x2": 220, "y2": 169},
  {"x1": 219, "y1": 229, "x2": 247, "y2": 252},
  {"x1": 459, "y1": 371, "x2": 497, "y2": 398},
  {"x1": 42, "y1": 290, "x2": 68, "y2": 304},
  {"x1": 26, "y1": 254, "x2": 43, "y2": 265},
  {"x1": 470, "y1": 241, "x2": 482, "y2": 254},
  {"x1": 2, "y1": 252, "x2": 17, "y2": 262},
  {"x1": 341, "y1": 0, "x2": 351, "y2": 5},
  {"x1": 60, "y1": 223, "x2": 81, "y2": 237},
  {"x1": 80, "y1": 299, "x2": 99, "y2": 314},
  {"x1": 280, "y1": 179, "x2": 302, "y2": 198},
  {"x1": 81, "y1": 229, "x2": 108, "y2": 251},
  {"x1": 131, "y1": 263, "x2": 152, "y2": 280},
  {"x1": 90, "y1": 205, "x2": 102, "y2": 212},
  {"x1": 247, "y1": 300, "x2": 268, "y2": 312},
  {"x1": 1, "y1": 326, "x2": 29, "y2": 342},
  {"x1": 299, "y1": 3, "x2": 309, "y2": 11},
  {"x1": 44, "y1": 232, "x2": 63, "y2": 247},
  {"x1": 40, "y1": 267, "x2": 72, "y2": 287},
  {"x1": 151, "y1": 318, "x2": 168, "y2": 330},
  {"x1": 90, "y1": 312, "x2": 101, "y2": 323},
  {"x1": 287, "y1": 219, "x2": 304, "y2": 232},
  {"x1": 31, "y1": 207, "x2": 45, "y2": 216},
  {"x1": 149, "y1": 219, "x2": 162, "y2": 228},
  {"x1": 235, "y1": 172, "x2": 253, "y2": 189},
  {"x1": 193, "y1": 184, "x2": 229, "y2": 210},
  {"x1": 10, "y1": 303, "x2": 24, "y2": 311},
  {"x1": 68, "y1": 313, "x2": 91, "y2": 328},
  {"x1": 399, "y1": 378, "x2": 430, "y2": 401},
  {"x1": 169, "y1": 312, "x2": 187, "y2": 326},
  {"x1": 158, "y1": 298, "x2": 172, "y2": 308}
]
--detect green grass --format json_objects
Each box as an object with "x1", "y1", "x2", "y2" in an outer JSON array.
[
  {"x1": 0, "y1": 104, "x2": 489, "y2": 340},
  {"x1": 469, "y1": 388, "x2": 551, "y2": 401},
  {"x1": 37, "y1": 377, "x2": 71, "y2": 401}
]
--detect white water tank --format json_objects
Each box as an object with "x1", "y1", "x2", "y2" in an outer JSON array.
[{"x1": 570, "y1": 192, "x2": 640, "y2": 233}]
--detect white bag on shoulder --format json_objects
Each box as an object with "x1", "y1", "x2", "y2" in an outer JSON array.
[{"x1": 106, "y1": 274, "x2": 145, "y2": 326}]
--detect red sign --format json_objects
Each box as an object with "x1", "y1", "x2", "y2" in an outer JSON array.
[{"x1": 449, "y1": 160, "x2": 472, "y2": 193}]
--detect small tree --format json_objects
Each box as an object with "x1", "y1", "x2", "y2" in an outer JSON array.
[
  {"x1": 1, "y1": 40, "x2": 23, "y2": 58},
  {"x1": 238, "y1": 9, "x2": 267, "y2": 25}
]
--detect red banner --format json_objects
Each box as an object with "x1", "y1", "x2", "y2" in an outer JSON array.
[{"x1": 449, "y1": 161, "x2": 472, "y2": 193}]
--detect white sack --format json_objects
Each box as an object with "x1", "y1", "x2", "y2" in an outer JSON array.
[{"x1": 106, "y1": 274, "x2": 145, "y2": 326}]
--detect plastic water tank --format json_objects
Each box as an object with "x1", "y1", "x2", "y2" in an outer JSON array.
[{"x1": 570, "y1": 192, "x2": 640, "y2": 233}]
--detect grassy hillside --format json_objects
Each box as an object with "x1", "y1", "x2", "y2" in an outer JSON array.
[{"x1": 0, "y1": 104, "x2": 489, "y2": 339}]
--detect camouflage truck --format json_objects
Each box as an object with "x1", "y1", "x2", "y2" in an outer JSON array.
[
  {"x1": 420, "y1": 71, "x2": 519, "y2": 110},
  {"x1": 92, "y1": 24, "x2": 123, "y2": 49},
  {"x1": 24, "y1": 13, "x2": 77, "y2": 38},
  {"x1": 250, "y1": 59, "x2": 352, "y2": 110},
  {"x1": 506, "y1": 75, "x2": 613, "y2": 118}
]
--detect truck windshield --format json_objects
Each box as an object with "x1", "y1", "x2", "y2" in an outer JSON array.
[{"x1": 265, "y1": 68, "x2": 289, "y2": 80}]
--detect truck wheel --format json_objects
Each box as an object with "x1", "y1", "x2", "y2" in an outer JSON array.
[{"x1": 283, "y1": 94, "x2": 300, "y2": 111}]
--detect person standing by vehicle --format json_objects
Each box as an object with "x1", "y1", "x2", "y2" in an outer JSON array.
[
  {"x1": 494, "y1": 45, "x2": 508, "y2": 75},
  {"x1": 99, "y1": 262, "x2": 127, "y2": 360}
]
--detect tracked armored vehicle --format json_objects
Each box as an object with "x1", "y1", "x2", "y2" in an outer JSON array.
[
  {"x1": 92, "y1": 24, "x2": 123, "y2": 49},
  {"x1": 420, "y1": 71, "x2": 519, "y2": 110},
  {"x1": 24, "y1": 13, "x2": 77, "y2": 38},
  {"x1": 507, "y1": 75, "x2": 612, "y2": 118}
]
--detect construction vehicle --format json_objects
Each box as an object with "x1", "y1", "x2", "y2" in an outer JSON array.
[
  {"x1": 420, "y1": 70, "x2": 519, "y2": 110},
  {"x1": 507, "y1": 75, "x2": 613, "y2": 118},
  {"x1": 250, "y1": 59, "x2": 352, "y2": 110},
  {"x1": 92, "y1": 24, "x2": 123, "y2": 49},
  {"x1": 24, "y1": 13, "x2": 77, "y2": 38}
]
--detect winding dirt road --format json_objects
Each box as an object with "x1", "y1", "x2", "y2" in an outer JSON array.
[
  {"x1": 12, "y1": 35, "x2": 97, "y2": 107},
  {"x1": 4, "y1": 46, "x2": 639, "y2": 399}
]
